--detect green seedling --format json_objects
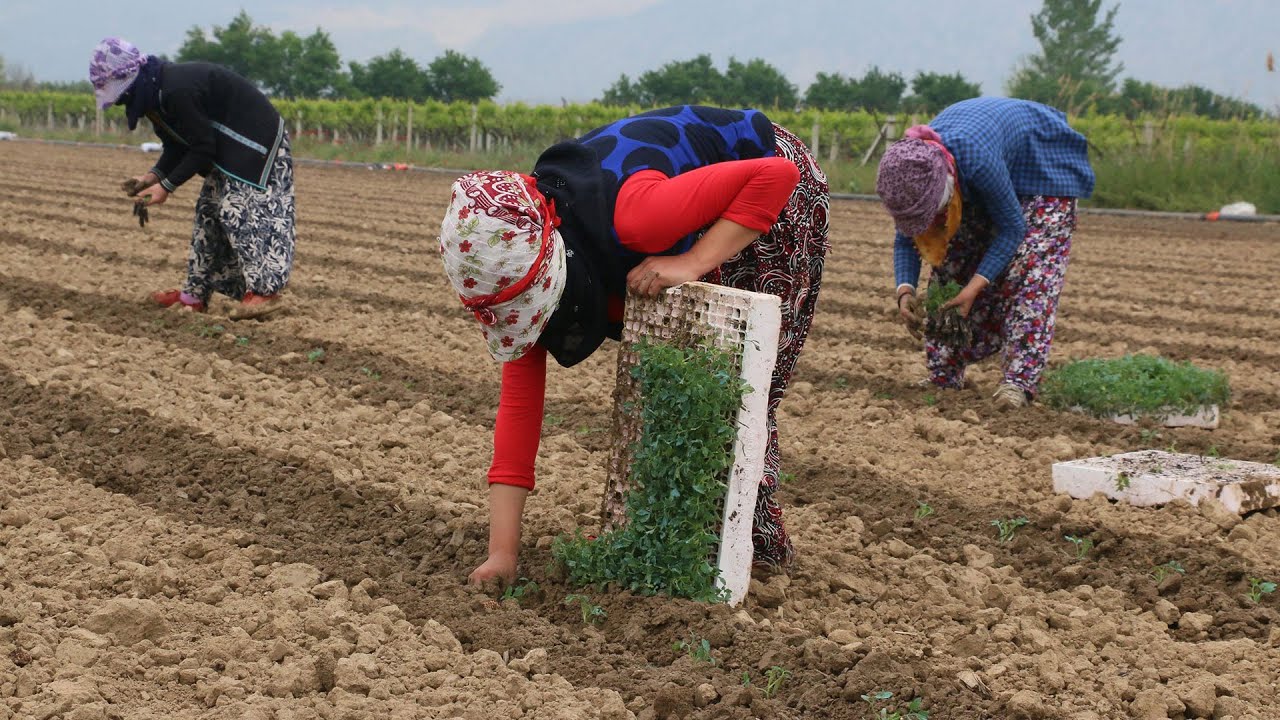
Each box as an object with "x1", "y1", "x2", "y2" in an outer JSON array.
[
  {"x1": 563, "y1": 594, "x2": 606, "y2": 625},
  {"x1": 545, "y1": 413, "x2": 564, "y2": 427},
  {"x1": 761, "y1": 666, "x2": 791, "y2": 699},
  {"x1": 1040, "y1": 354, "x2": 1230, "y2": 420},
  {"x1": 914, "y1": 501, "x2": 934, "y2": 520},
  {"x1": 833, "y1": 376, "x2": 850, "y2": 389},
  {"x1": 779, "y1": 472, "x2": 796, "y2": 484},
  {"x1": 1246, "y1": 577, "x2": 1277, "y2": 603},
  {"x1": 1273, "y1": 449, "x2": 1280, "y2": 466},
  {"x1": 861, "y1": 691, "x2": 928, "y2": 719},
  {"x1": 500, "y1": 578, "x2": 539, "y2": 605},
  {"x1": 1115, "y1": 472, "x2": 1132, "y2": 491},
  {"x1": 359, "y1": 367, "x2": 381, "y2": 380},
  {"x1": 874, "y1": 391, "x2": 894, "y2": 400},
  {"x1": 923, "y1": 392, "x2": 938, "y2": 407},
  {"x1": 552, "y1": 341, "x2": 747, "y2": 602},
  {"x1": 306, "y1": 347, "x2": 325, "y2": 363},
  {"x1": 1206, "y1": 445, "x2": 1221, "y2": 458},
  {"x1": 1064, "y1": 534, "x2": 1094, "y2": 559},
  {"x1": 992, "y1": 517, "x2": 1029, "y2": 543},
  {"x1": 403, "y1": 380, "x2": 416, "y2": 391},
  {"x1": 741, "y1": 672, "x2": 752, "y2": 687},
  {"x1": 1139, "y1": 428, "x2": 1163, "y2": 443},
  {"x1": 190, "y1": 322, "x2": 225, "y2": 338},
  {"x1": 673, "y1": 635, "x2": 716, "y2": 665},
  {"x1": 1150, "y1": 560, "x2": 1186, "y2": 584},
  {"x1": 923, "y1": 281, "x2": 971, "y2": 347},
  {"x1": 235, "y1": 336, "x2": 250, "y2": 347}
]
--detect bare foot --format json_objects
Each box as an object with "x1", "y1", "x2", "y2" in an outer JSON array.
[{"x1": 468, "y1": 554, "x2": 518, "y2": 588}]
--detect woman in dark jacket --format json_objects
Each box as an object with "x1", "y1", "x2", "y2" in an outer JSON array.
[{"x1": 89, "y1": 37, "x2": 295, "y2": 319}]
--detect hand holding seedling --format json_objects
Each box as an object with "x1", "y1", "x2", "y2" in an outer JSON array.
[
  {"x1": 941, "y1": 275, "x2": 989, "y2": 317},
  {"x1": 120, "y1": 173, "x2": 158, "y2": 197},
  {"x1": 896, "y1": 291, "x2": 923, "y2": 339},
  {"x1": 135, "y1": 183, "x2": 169, "y2": 208}
]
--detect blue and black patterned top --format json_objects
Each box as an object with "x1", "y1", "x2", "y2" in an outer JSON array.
[{"x1": 894, "y1": 97, "x2": 1095, "y2": 288}]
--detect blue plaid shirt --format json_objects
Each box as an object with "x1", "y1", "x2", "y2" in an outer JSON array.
[{"x1": 894, "y1": 98, "x2": 1095, "y2": 288}]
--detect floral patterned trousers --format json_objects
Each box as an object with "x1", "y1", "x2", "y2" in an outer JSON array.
[
  {"x1": 183, "y1": 137, "x2": 296, "y2": 302},
  {"x1": 925, "y1": 196, "x2": 1076, "y2": 396},
  {"x1": 706, "y1": 124, "x2": 830, "y2": 567}
]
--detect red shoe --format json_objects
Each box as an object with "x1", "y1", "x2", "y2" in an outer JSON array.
[
  {"x1": 150, "y1": 289, "x2": 206, "y2": 312},
  {"x1": 228, "y1": 292, "x2": 285, "y2": 320}
]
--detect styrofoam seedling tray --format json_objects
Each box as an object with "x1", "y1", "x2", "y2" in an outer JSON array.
[
  {"x1": 1052, "y1": 450, "x2": 1280, "y2": 514},
  {"x1": 604, "y1": 282, "x2": 781, "y2": 606},
  {"x1": 1068, "y1": 405, "x2": 1220, "y2": 429}
]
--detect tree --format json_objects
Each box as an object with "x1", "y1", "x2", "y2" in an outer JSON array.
[
  {"x1": 851, "y1": 66, "x2": 907, "y2": 113},
  {"x1": 717, "y1": 57, "x2": 797, "y2": 109},
  {"x1": 804, "y1": 72, "x2": 857, "y2": 110},
  {"x1": 902, "y1": 71, "x2": 981, "y2": 114},
  {"x1": 599, "y1": 74, "x2": 642, "y2": 106},
  {"x1": 427, "y1": 50, "x2": 500, "y2": 103},
  {"x1": 1006, "y1": 0, "x2": 1124, "y2": 114},
  {"x1": 634, "y1": 54, "x2": 724, "y2": 106},
  {"x1": 176, "y1": 10, "x2": 280, "y2": 86},
  {"x1": 349, "y1": 50, "x2": 430, "y2": 101},
  {"x1": 272, "y1": 29, "x2": 345, "y2": 98}
]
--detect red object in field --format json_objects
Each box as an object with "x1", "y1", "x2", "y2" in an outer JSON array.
[
  {"x1": 1203, "y1": 211, "x2": 1220, "y2": 221},
  {"x1": 393, "y1": 163, "x2": 409, "y2": 171}
]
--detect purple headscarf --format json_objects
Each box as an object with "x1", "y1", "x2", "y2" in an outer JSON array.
[
  {"x1": 876, "y1": 125, "x2": 953, "y2": 237},
  {"x1": 89, "y1": 37, "x2": 146, "y2": 110}
]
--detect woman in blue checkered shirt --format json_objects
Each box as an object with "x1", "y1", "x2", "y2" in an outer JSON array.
[{"x1": 876, "y1": 97, "x2": 1095, "y2": 408}]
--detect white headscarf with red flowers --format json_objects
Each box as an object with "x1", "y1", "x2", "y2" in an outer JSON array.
[{"x1": 439, "y1": 170, "x2": 567, "y2": 362}]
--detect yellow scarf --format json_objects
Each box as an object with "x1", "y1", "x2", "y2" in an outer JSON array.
[{"x1": 912, "y1": 179, "x2": 962, "y2": 267}]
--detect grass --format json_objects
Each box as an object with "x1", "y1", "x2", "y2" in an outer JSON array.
[{"x1": 1040, "y1": 354, "x2": 1230, "y2": 420}]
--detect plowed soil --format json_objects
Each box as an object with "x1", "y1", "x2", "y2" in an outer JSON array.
[{"x1": 1, "y1": 141, "x2": 1278, "y2": 720}]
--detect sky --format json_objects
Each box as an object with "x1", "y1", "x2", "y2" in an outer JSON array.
[{"x1": 1, "y1": 0, "x2": 1277, "y2": 111}]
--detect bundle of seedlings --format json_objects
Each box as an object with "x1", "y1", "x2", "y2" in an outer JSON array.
[
  {"x1": 121, "y1": 177, "x2": 150, "y2": 227},
  {"x1": 1040, "y1": 354, "x2": 1230, "y2": 421},
  {"x1": 923, "y1": 280, "x2": 972, "y2": 346},
  {"x1": 552, "y1": 339, "x2": 748, "y2": 602}
]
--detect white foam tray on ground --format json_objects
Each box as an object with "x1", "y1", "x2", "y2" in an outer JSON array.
[
  {"x1": 1069, "y1": 405, "x2": 1220, "y2": 429},
  {"x1": 1053, "y1": 450, "x2": 1280, "y2": 514}
]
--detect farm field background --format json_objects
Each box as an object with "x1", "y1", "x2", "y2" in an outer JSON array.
[{"x1": 1, "y1": 141, "x2": 1278, "y2": 719}]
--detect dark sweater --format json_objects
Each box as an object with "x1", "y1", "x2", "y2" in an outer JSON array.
[{"x1": 148, "y1": 62, "x2": 284, "y2": 192}]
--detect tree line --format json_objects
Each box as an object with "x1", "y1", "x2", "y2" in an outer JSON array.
[{"x1": 0, "y1": 1, "x2": 1267, "y2": 120}]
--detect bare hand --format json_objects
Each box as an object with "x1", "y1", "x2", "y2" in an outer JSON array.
[
  {"x1": 135, "y1": 183, "x2": 170, "y2": 207},
  {"x1": 897, "y1": 292, "x2": 923, "y2": 339},
  {"x1": 941, "y1": 277, "x2": 988, "y2": 318},
  {"x1": 626, "y1": 255, "x2": 703, "y2": 296},
  {"x1": 468, "y1": 553, "x2": 518, "y2": 587},
  {"x1": 121, "y1": 173, "x2": 158, "y2": 197}
]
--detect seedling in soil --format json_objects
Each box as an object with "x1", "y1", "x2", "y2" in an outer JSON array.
[
  {"x1": 834, "y1": 376, "x2": 850, "y2": 389},
  {"x1": 403, "y1": 380, "x2": 416, "y2": 391},
  {"x1": 306, "y1": 347, "x2": 325, "y2": 363},
  {"x1": 235, "y1": 336, "x2": 250, "y2": 347},
  {"x1": 673, "y1": 635, "x2": 716, "y2": 665},
  {"x1": 1115, "y1": 472, "x2": 1132, "y2": 491},
  {"x1": 1040, "y1": 354, "x2": 1230, "y2": 421},
  {"x1": 761, "y1": 666, "x2": 791, "y2": 699},
  {"x1": 740, "y1": 672, "x2": 752, "y2": 687},
  {"x1": 545, "y1": 413, "x2": 565, "y2": 427},
  {"x1": 992, "y1": 517, "x2": 1028, "y2": 543},
  {"x1": 923, "y1": 393, "x2": 938, "y2": 407},
  {"x1": 500, "y1": 578, "x2": 539, "y2": 605},
  {"x1": 914, "y1": 501, "x2": 934, "y2": 520},
  {"x1": 860, "y1": 690, "x2": 928, "y2": 719},
  {"x1": 874, "y1": 391, "x2": 894, "y2": 401},
  {"x1": 563, "y1": 594, "x2": 606, "y2": 625},
  {"x1": 1150, "y1": 560, "x2": 1186, "y2": 584},
  {"x1": 189, "y1": 322, "x2": 225, "y2": 338},
  {"x1": 1064, "y1": 535, "x2": 1094, "y2": 559},
  {"x1": 1139, "y1": 429, "x2": 1163, "y2": 443},
  {"x1": 923, "y1": 280, "x2": 971, "y2": 347},
  {"x1": 1206, "y1": 445, "x2": 1221, "y2": 458},
  {"x1": 780, "y1": 472, "x2": 796, "y2": 484},
  {"x1": 1245, "y1": 578, "x2": 1277, "y2": 604},
  {"x1": 359, "y1": 367, "x2": 381, "y2": 380}
]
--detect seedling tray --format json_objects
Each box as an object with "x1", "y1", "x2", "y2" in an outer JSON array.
[
  {"x1": 1053, "y1": 450, "x2": 1280, "y2": 514},
  {"x1": 604, "y1": 282, "x2": 781, "y2": 605}
]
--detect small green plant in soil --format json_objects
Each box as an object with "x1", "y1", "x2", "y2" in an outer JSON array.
[
  {"x1": 1115, "y1": 472, "x2": 1132, "y2": 491},
  {"x1": 914, "y1": 501, "x2": 934, "y2": 520},
  {"x1": 500, "y1": 578, "x2": 539, "y2": 605},
  {"x1": 306, "y1": 347, "x2": 325, "y2": 363},
  {"x1": 673, "y1": 635, "x2": 716, "y2": 665},
  {"x1": 553, "y1": 340, "x2": 748, "y2": 602},
  {"x1": 1150, "y1": 560, "x2": 1186, "y2": 584},
  {"x1": 235, "y1": 336, "x2": 250, "y2": 347},
  {"x1": 923, "y1": 392, "x2": 938, "y2": 407},
  {"x1": 740, "y1": 671, "x2": 752, "y2": 687},
  {"x1": 923, "y1": 280, "x2": 971, "y2": 347},
  {"x1": 761, "y1": 666, "x2": 792, "y2": 699},
  {"x1": 359, "y1": 366, "x2": 381, "y2": 380},
  {"x1": 992, "y1": 517, "x2": 1029, "y2": 543},
  {"x1": 1040, "y1": 354, "x2": 1230, "y2": 420},
  {"x1": 860, "y1": 690, "x2": 928, "y2": 719},
  {"x1": 1245, "y1": 578, "x2": 1277, "y2": 603},
  {"x1": 563, "y1": 594, "x2": 606, "y2": 625},
  {"x1": 1064, "y1": 534, "x2": 1094, "y2": 559},
  {"x1": 189, "y1": 322, "x2": 225, "y2": 338}
]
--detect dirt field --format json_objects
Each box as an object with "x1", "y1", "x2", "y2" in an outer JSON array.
[{"x1": 1, "y1": 141, "x2": 1278, "y2": 720}]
